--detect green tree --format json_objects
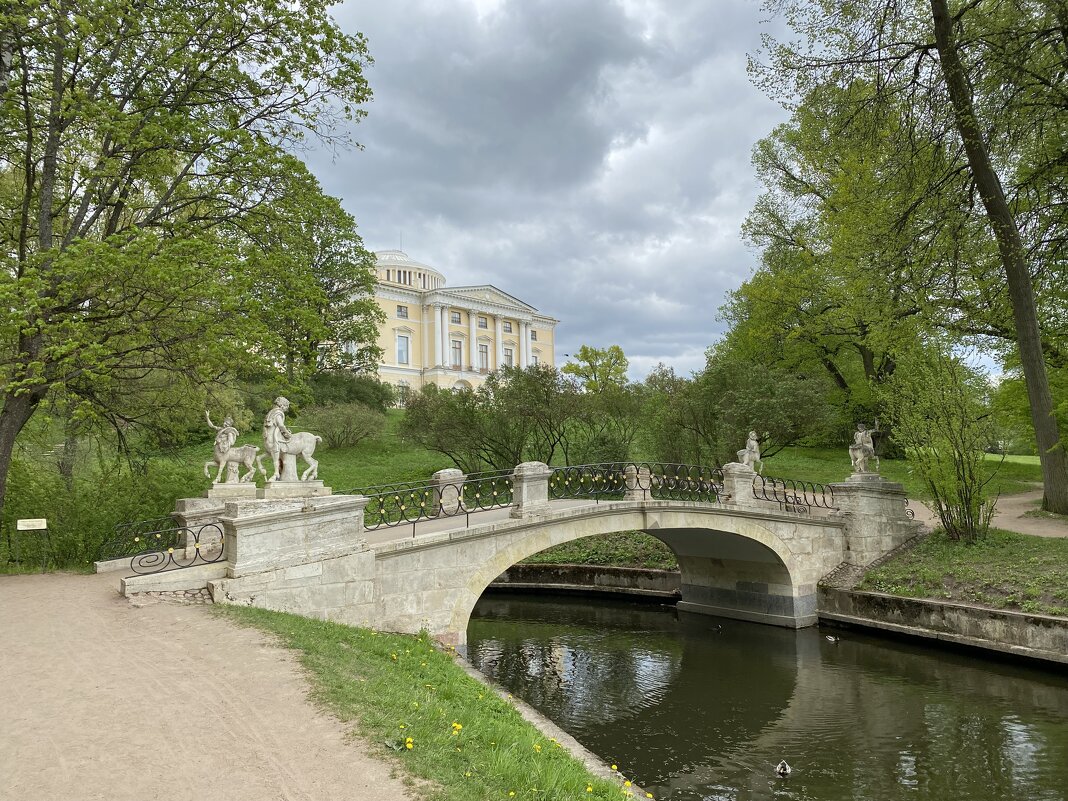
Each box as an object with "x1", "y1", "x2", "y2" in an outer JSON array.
[
  {"x1": 401, "y1": 367, "x2": 583, "y2": 473},
  {"x1": 238, "y1": 162, "x2": 384, "y2": 380},
  {"x1": 880, "y1": 349, "x2": 999, "y2": 541},
  {"x1": 561, "y1": 345, "x2": 630, "y2": 392},
  {"x1": 642, "y1": 347, "x2": 836, "y2": 467},
  {"x1": 752, "y1": 0, "x2": 1068, "y2": 511},
  {"x1": 0, "y1": 0, "x2": 373, "y2": 521}
]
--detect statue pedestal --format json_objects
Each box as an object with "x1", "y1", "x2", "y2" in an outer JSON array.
[
  {"x1": 259, "y1": 480, "x2": 332, "y2": 500},
  {"x1": 276, "y1": 452, "x2": 299, "y2": 482},
  {"x1": 207, "y1": 482, "x2": 259, "y2": 500}
]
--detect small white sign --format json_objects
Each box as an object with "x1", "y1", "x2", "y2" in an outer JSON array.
[{"x1": 16, "y1": 518, "x2": 47, "y2": 530}]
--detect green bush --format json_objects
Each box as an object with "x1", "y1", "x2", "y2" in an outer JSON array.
[
  {"x1": 306, "y1": 371, "x2": 395, "y2": 412},
  {"x1": 1, "y1": 454, "x2": 204, "y2": 570},
  {"x1": 299, "y1": 402, "x2": 385, "y2": 450}
]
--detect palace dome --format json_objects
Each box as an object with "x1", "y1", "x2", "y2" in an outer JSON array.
[{"x1": 374, "y1": 249, "x2": 446, "y2": 290}]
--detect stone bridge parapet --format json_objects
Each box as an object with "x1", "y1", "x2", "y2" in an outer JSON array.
[{"x1": 123, "y1": 461, "x2": 922, "y2": 647}]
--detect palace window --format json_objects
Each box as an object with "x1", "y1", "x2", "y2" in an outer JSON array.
[
  {"x1": 478, "y1": 343, "x2": 489, "y2": 371},
  {"x1": 451, "y1": 340, "x2": 462, "y2": 368},
  {"x1": 503, "y1": 321, "x2": 513, "y2": 333},
  {"x1": 530, "y1": 329, "x2": 537, "y2": 341},
  {"x1": 532, "y1": 354, "x2": 539, "y2": 366},
  {"x1": 503, "y1": 347, "x2": 514, "y2": 367},
  {"x1": 396, "y1": 305, "x2": 408, "y2": 319},
  {"x1": 450, "y1": 311, "x2": 461, "y2": 324},
  {"x1": 397, "y1": 335, "x2": 410, "y2": 365},
  {"x1": 478, "y1": 316, "x2": 488, "y2": 329}
]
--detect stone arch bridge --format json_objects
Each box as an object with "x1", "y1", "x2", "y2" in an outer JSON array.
[{"x1": 119, "y1": 462, "x2": 920, "y2": 647}]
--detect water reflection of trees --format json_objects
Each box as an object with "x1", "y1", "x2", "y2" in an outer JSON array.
[{"x1": 469, "y1": 594, "x2": 1068, "y2": 801}]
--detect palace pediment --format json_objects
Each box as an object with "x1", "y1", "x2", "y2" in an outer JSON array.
[{"x1": 441, "y1": 285, "x2": 538, "y2": 312}]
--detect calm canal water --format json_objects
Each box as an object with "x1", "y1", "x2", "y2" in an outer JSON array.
[{"x1": 468, "y1": 592, "x2": 1068, "y2": 801}]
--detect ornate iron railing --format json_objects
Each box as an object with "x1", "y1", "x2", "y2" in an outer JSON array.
[
  {"x1": 98, "y1": 515, "x2": 179, "y2": 561},
  {"x1": 549, "y1": 462, "x2": 725, "y2": 504},
  {"x1": 904, "y1": 498, "x2": 916, "y2": 519},
  {"x1": 342, "y1": 469, "x2": 515, "y2": 535},
  {"x1": 128, "y1": 523, "x2": 225, "y2": 575},
  {"x1": 752, "y1": 474, "x2": 837, "y2": 514}
]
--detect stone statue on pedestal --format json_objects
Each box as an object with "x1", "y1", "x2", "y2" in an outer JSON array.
[
  {"x1": 205, "y1": 411, "x2": 266, "y2": 483},
  {"x1": 737, "y1": 431, "x2": 762, "y2": 472},
  {"x1": 849, "y1": 423, "x2": 878, "y2": 473},
  {"x1": 263, "y1": 396, "x2": 321, "y2": 482}
]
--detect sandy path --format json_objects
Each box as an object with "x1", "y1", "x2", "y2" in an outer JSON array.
[
  {"x1": 911, "y1": 488, "x2": 1067, "y2": 538},
  {"x1": 0, "y1": 572, "x2": 415, "y2": 801}
]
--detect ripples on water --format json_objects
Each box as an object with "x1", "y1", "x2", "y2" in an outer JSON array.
[{"x1": 468, "y1": 593, "x2": 1068, "y2": 801}]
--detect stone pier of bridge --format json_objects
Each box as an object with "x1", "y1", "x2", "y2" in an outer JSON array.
[{"x1": 121, "y1": 462, "x2": 921, "y2": 647}]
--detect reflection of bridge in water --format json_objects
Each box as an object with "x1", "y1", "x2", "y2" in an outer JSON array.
[{"x1": 118, "y1": 460, "x2": 920, "y2": 647}]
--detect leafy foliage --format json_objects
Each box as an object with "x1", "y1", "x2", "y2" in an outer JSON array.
[
  {"x1": 880, "y1": 350, "x2": 999, "y2": 541},
  {"x1": 0, "y1": 0, "x2": 378, "y2": 519},
  {"x1": 561, "y1": 345, "x2": 629, "y2": 392},
  {"x1": 299, "y1": 403, "x2": 385, "y2": 450},
  {"x1": 643, "y1": 349, "x2": 837, "y2": 466},
  {"x1": 400, "y1": 367, "x2": 583, "y2": 473},
  {"x1": 747, "y1": 0, "x2": 1068, "y2": 510}
]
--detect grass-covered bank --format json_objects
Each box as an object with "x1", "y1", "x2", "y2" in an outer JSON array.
[
  {"x1": 859, "y1": 529, "x2": 1068, "y2": 617},
  {"x1": 217, "y1": 606, "x2": 649, "y2": 801}
]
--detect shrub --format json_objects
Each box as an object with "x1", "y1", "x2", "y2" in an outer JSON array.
[
  {"x1": 300, "y1": 402, "x2": 385, "y2": 449},
  {"x1": 306, "y1": 372, "x2": 395, "y2": 412}
]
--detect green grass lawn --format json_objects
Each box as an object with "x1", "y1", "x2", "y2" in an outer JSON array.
[
  {"x1": 858, "y1": 528, "x2": 1068, "y2": 616},
  {"x1": 754, "y1": 447, "x2": 1042, "y2": 499},
  {"x1": 218, "y1": 606, "x2": 643, "y2": 801}
]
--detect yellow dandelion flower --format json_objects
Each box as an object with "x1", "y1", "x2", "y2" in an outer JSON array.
[
  {"x1": 611, "y1": 764, "x2": 618, "y2": 771},
  {"x1": 399, "y1": 724, "x2": 406, "y2": 729},
  {"x1": 624, "y1": 781, "x2": 632, "y2": 787},
  {"x1": 586, "y1": 787, "x2": 593, "y2": 793},
  {"x1": 405, "y1": 742, "x2": 413, "y2": 750},
  {"x1": 646, "y1": 794, "x2": 654, "y2": 799},
  {"x1": 533, "y1": 744, "x2": 542, "y2": 753},
  {"x1": 509, "y1": 792, "x2": 515, "y2": 797}
]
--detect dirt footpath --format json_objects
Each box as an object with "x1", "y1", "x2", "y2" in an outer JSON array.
[
  {"x1": 0, "y1": 572, "x2": 415, "y2": 801},
  {"x1": 913, "y1": 488, "x2": 1068, "y2": 538}
]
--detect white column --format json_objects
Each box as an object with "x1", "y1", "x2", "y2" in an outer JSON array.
[
  {"x1": 468, "y1": 311, "x2": 477, "y2": 371},
  {"x1": 421, "y1": 305, "x2": 429, "y2": 372},
  {"x1": 494, "y1": 316, "x2": 504, "y2": 369},
  {"x1": 520, "y1": 322, "x2": 529, "y2": 367},
  {"x1": 439, "y1": 306, "x2": 448, "y2": 367}
]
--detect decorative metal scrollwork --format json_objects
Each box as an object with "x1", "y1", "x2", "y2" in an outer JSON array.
[
  {"x1": 549, "y1": 462, "x2": 725, "y2": 504},
  {"x1": 99, "y1": 515, "x2": 179, "y2": 561},
  {"x1": 904, "y1": 498, "x2": 916, "y2": 519},
  {"x1": 752, "y1": 475, "x2": 837, "y2": 512},
  {"x1": 129, "y1": 523, "x2": 225, "y2": 574},
  {"x1": 342, "y1": 469, "x2": 514, "y2": 531}
]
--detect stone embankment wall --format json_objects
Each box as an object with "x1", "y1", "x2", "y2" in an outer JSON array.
[
  {"x1": 819, "y1": 586, "x2": 1068, "y2": 666},
  {"x1": 490, "y1": 564, "x2": 680, "y2": 598}
]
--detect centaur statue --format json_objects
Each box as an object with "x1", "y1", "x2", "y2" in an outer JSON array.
[
  {"x1": 262, "y1": 396, "x2": 321, "y2": 481},
  {"x1": 204, "y1": 411, "x2": 266, "y2": 483}
]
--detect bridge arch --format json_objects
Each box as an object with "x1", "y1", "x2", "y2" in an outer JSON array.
[{"x1": 446, "y1": 504, "x2": 825, "y2": 643}]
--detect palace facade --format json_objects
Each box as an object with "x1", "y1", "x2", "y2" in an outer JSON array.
[{"x1": 369, "y1": 249, "x2": 557, "y2": 392}]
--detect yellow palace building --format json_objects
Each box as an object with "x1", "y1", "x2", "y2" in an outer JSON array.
[{"x1": 370, "y1": 249, "x2": 558, "y2": 392}]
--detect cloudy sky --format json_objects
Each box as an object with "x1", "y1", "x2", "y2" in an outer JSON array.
[{"x1": 306, "y1": 0, "x2": 789, "y2": 379}]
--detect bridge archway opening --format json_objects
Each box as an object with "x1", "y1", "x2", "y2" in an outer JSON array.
[{"x1": 456, "y1": 515, "x2": 808, "y2": 645}]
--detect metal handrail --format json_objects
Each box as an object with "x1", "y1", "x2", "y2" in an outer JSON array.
[
  {"x1": 752, "y1": 474, "x2": 837, "y2": 512},
  {"x1": 99, "y1": 515, "x2": 179, "y2": 561},
  {"x1": 128, "y1": 522, "x2": 225, "y2": 575},
  {"x1": 340, "y1": 468, "x2": 515, "y2": 534},
  {"x1": 549, "y1": 462, "x2": 726, "y2": 504}
]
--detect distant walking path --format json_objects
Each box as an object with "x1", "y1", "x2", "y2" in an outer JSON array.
[
  {"x1": 913, "y1": 487, "x2": 1067, "y2": 538},
  {"x1": 0, "y1": 573, "x2": 414, "y2": 801}
]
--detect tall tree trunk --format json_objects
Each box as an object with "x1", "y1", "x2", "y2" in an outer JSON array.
[
  {"x1": 0, "y1": 390, "x2": 44, "y2": 528},
  {"x1": 930, "y1": 0, "x2": 1068, "y2": 513}
]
